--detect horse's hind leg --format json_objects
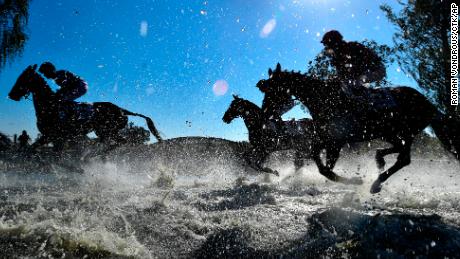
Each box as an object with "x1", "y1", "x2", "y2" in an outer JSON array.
[
  {"x1": 371, "y1": 138, "x2": 413, "y2": 193},
  {"x1": 99, "y1": 131, "x2": 124, "y2": 154},
  {"x1": 294, "y1": 138, "x2": 315, "y2": 172},
  {"x1": 325, "y1": 144, "x2": 342, "y2": 169},
  {"x1": 88, "y1": 129, "x2": 118, "y2": 162},
  {"x1": 375, "y1": 144, "x2": 401, "y2": 170}
]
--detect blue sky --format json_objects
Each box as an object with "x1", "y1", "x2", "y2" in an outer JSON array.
[{"x1": 0, "y1": 0, "x2": 415, "y2": 141}]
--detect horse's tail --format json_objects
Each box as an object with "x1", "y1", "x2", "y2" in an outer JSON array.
[
  {"x1": 121, "y1": 109, "x2": 163, "y2": 142},
  {"x1": 431, "y1": 111, "x2": 460, "y2": 160}
]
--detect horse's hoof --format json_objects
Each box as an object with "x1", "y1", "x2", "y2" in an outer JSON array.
[{"x1": 370, "y1": 180, "x2": 382, "y2": 194}]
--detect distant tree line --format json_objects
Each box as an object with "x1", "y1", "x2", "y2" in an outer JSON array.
[
  {"x1": 381, "y1": 0, "x2": 457, "y2": 119},
  {"x1": 0, "y1": 0, "x2": 30, "y2": 71}
]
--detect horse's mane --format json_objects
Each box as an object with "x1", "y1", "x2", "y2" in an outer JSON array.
[
  {"x1": 237, "y1": 98, "x2": 261, "y2": 112},
  {"x1": 278, "y1": 69, "x2": 341, "y2": 96},
  {"x1": 277, "y1": 69, "x2": 304, "y2": 80},
  {"x1": 279, "y1": 69, "x2": 325, "y2": 86}
]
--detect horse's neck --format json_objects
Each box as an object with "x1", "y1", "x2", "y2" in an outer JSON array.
[
  {"x1": 289, "y1": 77, "x2": 320, "y2": 119},
  {"x1": 293, "y1": 77, "x2": 337, "y2": 120},
  {"x1": 31, "y1": 80, "x2": 57, "y2": 118},
  {"x1": 239, "y1": 104, "x2": 262, "y2": 131}
]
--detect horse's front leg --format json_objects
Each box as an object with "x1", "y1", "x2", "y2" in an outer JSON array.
[
  {"x1": 325, "y1": 144, "x2": 341, "y2": 169},
  {"x1": 325, "y1": 144, "x2": 363, "y2": 185},
  {"x1": 244, "y1": 147, "x2": 279, "y2": 176},
  {"x1": 312, "y1": 142, "x2": 362, "y2": 185}
]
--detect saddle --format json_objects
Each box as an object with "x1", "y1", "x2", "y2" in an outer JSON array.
[
  {"x1": 58, "y1": 101, "x2": 94, "y2": 123},
  {"x1": 282, "y1": 119, "x2": 312, "y2": 137},
  {"x1": 266, "y1": 118, "x2": 311, "y2": 138},
  {"x1": 368, "y1": 88, "x2": 397, "y2": 111}
]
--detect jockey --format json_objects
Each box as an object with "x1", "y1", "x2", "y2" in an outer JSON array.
[
  {"x1": 38, "y1": 62, "x2": 88, "y2": 102},
  {"x1": 321, "y1": 30, "x2": 386, "y2": 111}
]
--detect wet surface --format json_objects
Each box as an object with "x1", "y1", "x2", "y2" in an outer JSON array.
[{"x1": 1, "y1": 137, "x2": 460, "y2": 258}]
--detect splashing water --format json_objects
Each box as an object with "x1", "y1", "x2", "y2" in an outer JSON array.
[{"x1": 1, "y1": 137, "x2": 460, "y2": 257}]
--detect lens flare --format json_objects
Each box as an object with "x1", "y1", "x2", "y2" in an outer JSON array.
[
  {"x1": 212, "y1": 80, "x2": 229, "y2": 96},
  {"x1": 260, "y1": 19, "x2": 276, "y2": 38},
  {"x1": 140, "y1": 21, "x2": 148, "y2": 37}
]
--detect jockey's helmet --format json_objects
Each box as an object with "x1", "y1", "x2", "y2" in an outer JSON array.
[
  {"x1": 321, "y1": 30, "x2": 343, "y2": 46},
  {"x1": 39, "y1": 62, "x2": 57, "y2": 78}
]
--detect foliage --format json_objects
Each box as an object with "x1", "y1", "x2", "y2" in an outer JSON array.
[
  {"x1": 0, "y1": 131, "x2": 12, "y2": 150},
  {"x1": 119, "y1": 122, "x2": 150, "y2": 145},
  {"x1": 380, "y1": 0, "x2": 457, "y2": 117},
  {"x1": 0, "y1": 0, "x2": 30, "y2": 71}
]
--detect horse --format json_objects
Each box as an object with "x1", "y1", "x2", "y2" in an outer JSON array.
[
  {"x1": 8, "y1": 65, "x2": 162, "y2": 153},
  {"x1": 222, "y1": 94, "x2": 314, "y2": 175},
  {"x1": 257, "y1": 63, "x2": 460, "y2": 193}
]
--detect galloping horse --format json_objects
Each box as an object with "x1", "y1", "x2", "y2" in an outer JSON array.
[
  {"x1": 223, "y1": 95, "x2": 313, "y2": 175},
  {"x1": 8, "y1": 65, "x2": 162, "y2": 151},
  {"x1": 258, "y1": 63, "x2": 459, "y2": 193}
]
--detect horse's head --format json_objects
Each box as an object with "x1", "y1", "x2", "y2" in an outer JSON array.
[
  {"x1": 223, "y1": 94, "x2": 248, "y2": 124},
  {"x1": 8, "y1": 64, "x2": 42, "y2": 101},
  {"x1": 257, "y1": 63, "x2": 302, "y2": 110}
]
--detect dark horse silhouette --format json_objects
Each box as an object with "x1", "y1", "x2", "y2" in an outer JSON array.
[
  {"x1": 258, "y1": 63, "x2": 459, "y2": 193},
  {"x1": 223, "y1": 94, "x2": 313, "y2": 175},
  {"x1": 8, "y1": 65, "x2": 162, "y2": 152}
]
